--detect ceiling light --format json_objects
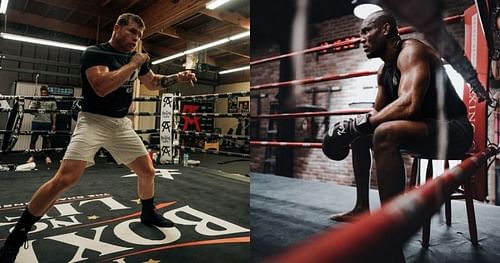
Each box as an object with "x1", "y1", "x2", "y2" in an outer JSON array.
[
  {"x1": 0, "y1": 32, "x2": 87, "y2": 51},
  {"x1": 152, "y1": 53, "x2": 185, "y2": 65},
  {"x1": 353, "y1": 3, "x2": 382, "y2": 19},
  {"x1": 152, "y1": 31, "x2": 250, "y2": 65},
  {"x1": 184, "y1": 38, "x2": 230, "y2": 55},
  {"x1": 0, "y1": 0, "x2": 9, "y2": 14},
  {"x1": 206, "y1": 0, "x2": 231, "y2": 10},
  {"x1": 229, "y1": 31, "x2": 250, "y2": 41},
  {"x1": 219, "y1": 65, "x2": 249, "y2": 75}
]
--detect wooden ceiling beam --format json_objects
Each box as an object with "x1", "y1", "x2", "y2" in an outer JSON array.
[
  {"x1": 82, "y1": 15, "x2": 94, "y2": 26},
  {"x1": 7, "y1": 9, "x2": 172, "y2": 57},
  {"x1": 63, "y1": 9, "x2": 74, "y2": 21},
  {"x1": 44, "y1": 5, "x2": 53, "y2": 17},
  {"x1": 99, "y1": 20, "x2": 113, "y2": 31},
  {"x1": 101, "y1": 0, "x2": 112, "y2": 7},
  {"x1": 199, "y1": 9, "x2": 250, "y2": 30},
  {"x1": 216, "y1": 49, "x2": 249, "y2": 59},
  {"x1": 178, "y1": 26, "x2": 243, "y2": 44},
  {"x1": 141, "y1": 0, "x2": 210, "y2": 38},
  {"x1": 209, "y1": 46, "x2": 249, "y2": 59},
  {"x1": 177, "y1": 28, "x2": 249, "y2": 58},
  {"x1": 154, "y1": 26, "x2": 249, "y2": 59},
  {"x1": 156, "y1": 27, "x2": 180, "y2": 39},
  {"x1": 7, "y1": 9, "x2": 110, "y2": 41},
  {"x1": 142, "y1": 42, "x2": 179, "y2": 57},
  {"x1": 120, "y1": 0, "x2": 141, "y2": 12},
  {"x1": 214, "y1": 56, "x2": 249, "y2": 68},
  {"x1": 33, "y1": 0, "x2": 119, "y2": 20}
]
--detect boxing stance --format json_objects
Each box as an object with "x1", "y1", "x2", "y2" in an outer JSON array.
[
  {"x1": 0, "y1": 13, "x2": 197, "y2": 262},
  {"x1": 322, "y1": 10, "x2": 472, "y2": 261}
]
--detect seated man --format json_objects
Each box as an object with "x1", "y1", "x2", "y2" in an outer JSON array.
[{"x1": 322, "y1": 10, "x2": 472, "y2": 261}]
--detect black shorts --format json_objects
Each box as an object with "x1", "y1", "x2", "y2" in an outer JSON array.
[
  {"x1": 412, "y1": 117, "x2": 473, "y2": 157},
  {"x1": 31, "y1": 121, "x2": 51, "y2": 139}
]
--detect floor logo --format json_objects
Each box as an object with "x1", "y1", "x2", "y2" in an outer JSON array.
[
  {"x1": 0, "y1": 194, "x2": 249, "y2": 262},
  {"x1": 122, "y1": 169, "x2": 181, "y2": 180}
]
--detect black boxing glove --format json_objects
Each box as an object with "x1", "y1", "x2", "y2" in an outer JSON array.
[
  {"x1": 322, "y1": 114, "x2": 373, "y2": 161},
  {"x1": 351, "y1": 113, "x2": 374, "y2": 136},
  {"x1": 322, "y1": 120, "x2": 352, "y2": 161},
  {"x1": 331, "y1": 113, "x2": 373, "y2": 143}
]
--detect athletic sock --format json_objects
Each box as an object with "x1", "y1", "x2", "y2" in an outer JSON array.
[
  {"x1": 6, "y1": 209, "x2": 41, "y2": 246},
  {"x1": 141, "y1": 197, "x2": 155, "y2": 214},
  {"x1": 140, "y1": 197, "x2": 174, "y2": 227},
  {"x1": 14, "y1": 209, "x2": 41, "y2": 233}
]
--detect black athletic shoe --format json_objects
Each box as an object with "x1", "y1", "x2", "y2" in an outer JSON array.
[
  {"x1": 0, "y1": 230, "x2": 28, "y2": 263},
  {"x1": 141, "y1": 211, "x2": 174, "y2": 227}
]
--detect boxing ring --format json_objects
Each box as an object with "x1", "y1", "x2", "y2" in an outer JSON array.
[
  {"x1": 251, "y1": 160, "x2": 500, "y2": 263},
  {"x1": 0, "y1": 90, "x2": 250, "y2": 169},
  {"x1": 0, "y1": 90, "x2": 250, "y2": 262},
  {"x1": 250, "y1": 3, "x2": 500, "y2": 263}
]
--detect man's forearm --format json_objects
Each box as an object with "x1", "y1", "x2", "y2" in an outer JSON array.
[
  {"x1": 93, "y1": 63, "x2": 138, "y2": 97},
  {"x1": 51, "y1": 113, "x2": 56, "y2": 126},
  {"x1": 369, "y1": 97, "x2": 417, "y2": 126},
  {"x1": 145, "y1": 74, "x2": 178, "y2": 90},
  {"x1": 158, "y1": 74, "x2": 178, "y2": 89}
]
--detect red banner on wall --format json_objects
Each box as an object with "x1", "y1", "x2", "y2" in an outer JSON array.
[{"x1": 463, "y1": 5, "x2": 488, "y2": 201}]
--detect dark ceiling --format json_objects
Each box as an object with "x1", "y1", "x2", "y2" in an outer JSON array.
[
  {"x1": 251, "y1": 0, "x2": 355, "y2": 48},
  {"x1": 3, "y1": 0, "x2": 250, "y2": 72}
]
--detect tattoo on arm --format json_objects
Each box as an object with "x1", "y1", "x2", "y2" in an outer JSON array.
[{"x1": 160, "y1": 74, "x2": 178, "y2": 88}]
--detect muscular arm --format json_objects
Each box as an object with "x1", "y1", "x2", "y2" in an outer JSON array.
[
  {"x1": 139, "y1": 71, "x2": 178, "y2": 90},
  {"x1": 371, "y1": 65, "x2": 390, "y2": 115},
  {"x1": 85, "y1": 63, "x2": 139, "y2": 97},
  {"x1": 369, "y1": 44, "x2": 430, "y2": 126},
  {"x1": 140, "y1": 70, "x2": 196, "y2": 90}
]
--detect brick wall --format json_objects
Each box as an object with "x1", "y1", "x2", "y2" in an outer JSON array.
[
  {"x1": 251, "y1": 0, "x2": 479, "y2": 188},
  {"x1": 250, "y1": 44, "x2": 281, "y2": 172}
]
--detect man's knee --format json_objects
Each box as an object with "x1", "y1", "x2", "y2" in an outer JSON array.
[
  {"x1": 372, "y1": 122, "x2": 401, "y2": 148},
  {"x1": 137, "y1": 170, "x2": 156, "y2": 181},
  {"x1": 135, "y1": 160, "x2": 156, "y2": 180},
  {"x1": 51, "y1": 171, "x2": 81, "y2": 191},
  {"x1": 49, "y1": 162, "x2": 85, "y2": 191}
]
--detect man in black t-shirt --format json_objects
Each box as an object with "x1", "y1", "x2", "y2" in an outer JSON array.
[{"x1": 0, "y1": 13, "x2": 197, "y2": 262}]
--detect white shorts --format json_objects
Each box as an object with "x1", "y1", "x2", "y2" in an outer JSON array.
[{"x1": 63, "y1": 112, "x2": 148, "y2": 167}]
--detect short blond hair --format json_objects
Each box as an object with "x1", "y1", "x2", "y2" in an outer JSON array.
[{"x1": 116, "y1": 13, "x2": 145, "y2": 29}]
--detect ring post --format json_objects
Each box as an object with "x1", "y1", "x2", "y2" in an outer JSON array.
[{"x1": 160, "y1": 93, "x2": 174, "y2": 164}]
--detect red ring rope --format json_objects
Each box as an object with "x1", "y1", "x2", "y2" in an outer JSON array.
[
  {"x1": 264, "y1": 146, "x2": 498, "y2": 263},
  {"x1": 252, "y1": 108, "x2": 372, "y2": 119},
  {"x1": 250, "y1": 141, "x2": 322, "y2": 148},
  {"x1": 250, "y1": 15, "x2": 463, "y2": 66},
  {"x1": 250, "y1": 70, "x2": 377, "y2": 91}
]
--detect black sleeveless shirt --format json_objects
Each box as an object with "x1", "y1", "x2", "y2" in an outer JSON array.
[
  {"x1": 80, "y1": 42, "x2": 150, "y2": 118},
  {"x1": 382, "y1": 40, "x2": 468, "y2": 120}
]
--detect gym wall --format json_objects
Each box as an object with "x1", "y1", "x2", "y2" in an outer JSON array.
[
  {"x1": 215, "y1": 81, "x2": 250, "y2": 135},
  {"x1": 11, "y1": 81, "x2": 81, "y2": 151},
  {"x1": 0, "y1": 40, "x2": 81, "y2": 95},
  {"x1": 250, "y1": 0, "x2": 482, "y2": 189}
]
